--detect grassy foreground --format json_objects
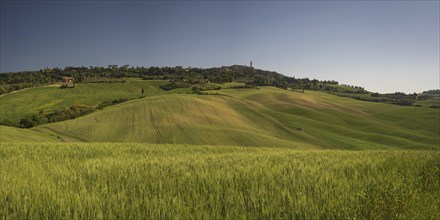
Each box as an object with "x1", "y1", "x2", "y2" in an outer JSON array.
[{"x1": 1, "y1": 143, "x2": 439, "y2": 219}]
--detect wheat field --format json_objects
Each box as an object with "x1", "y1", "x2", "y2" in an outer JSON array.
[{"x1": 1, "y1": 143, "x2": 438, "y2": 219}]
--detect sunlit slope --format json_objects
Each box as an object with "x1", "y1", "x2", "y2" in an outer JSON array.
[
  {"x1": 0, "y1": 79, "x2": 173, "y2": 123},
  {"x1": 16, "y1": 84, "x2": 439, "y2": 149},
  {"x1": 0, "y1": 125, "x2": 57, "y2": 142},
  {"x1": 38, "y1": 94, "x2": 316, "y2": 148},
  {"x1": 217, "y1": 87, "x2": 439, "y2": 149}
]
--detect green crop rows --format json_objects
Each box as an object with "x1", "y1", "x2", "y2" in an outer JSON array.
[{"x1": 1, "y1": 143, "x2": 439, "y2": 219}]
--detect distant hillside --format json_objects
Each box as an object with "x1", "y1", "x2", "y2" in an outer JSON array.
[
  {"x1": 2, "y1": 65, "x2": 432, "y2": 108},
  {"x1": 0, "y1": 65, "x2": 365, "y2": 94},
  {"x1": 1, "y1": 67, "x2": 438, "y2": 149},
  {"x1": 16, "y1": 85, "x2": 435, "y2": 149},
  {"x1": 0, "y1": 79, "x2": 170, "y2": 125},
  {"x1": 36, "y1": 94, "x2": 315, "y2": 148}
]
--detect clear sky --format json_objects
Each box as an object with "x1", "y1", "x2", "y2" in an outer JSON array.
[{"x1": 1, "y1": 1, "x2": 439, "y2": 93}]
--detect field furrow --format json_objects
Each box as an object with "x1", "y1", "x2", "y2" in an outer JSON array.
[{"x1": 149, "y1": 105, "x2": 162, "y2": 144}]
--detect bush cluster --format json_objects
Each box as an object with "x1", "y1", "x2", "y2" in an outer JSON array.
[
  {"x1": 18, "y1": 98, "x2": 134, "y2": 128},
  {"x1": 19, "y1": 105, "x2": 95, "y2": 128},
  {"x1": 97, "y1": 98, "x2": 129, "y2": 110},
  {"x1": 159, "y1": 82, "x2": 191, "y2": 90},
  {"x1": 331, "y1": 92, "x2": 415, "y2": 106}
]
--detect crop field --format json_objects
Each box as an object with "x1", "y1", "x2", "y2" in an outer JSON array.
[
  {"x1": 24, "y1": 85, "x2": 439, "y2": 149},
  {"x1": 0, "y1": 143, "x2": 439, "y2": 219},
  {"x1": 36, "y1": 94, "x2": 314, "y2": 147},
  {"x1": 216, "y1": 87, "x2": 440, "y2": 149},
  {"x1": 1, "y1": 81, "x2": 438, "y2": 218},
  {"x1": 0, "y1": 125, "x2": 57, "y2": 142},
  {"x1": 0, "y1": 79, "x2": 175, "y2": 124}
]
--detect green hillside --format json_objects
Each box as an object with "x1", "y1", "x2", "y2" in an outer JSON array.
[
  {"x1": 415, "y1": 96, "x2": 440, "y2": 107},
  {"x1": 1, "y1": 79, "x2": 438, "y2": 149},
  {"x1": 36, "y1": 94, "x2": 315, "y2": 148},
  {"x1": 28, "y1": 85, "x2": 438, "y2": 149},
  {"x1": 0, "y1": 79, "x2": 180, "y2": 124},
  {"x1": 215, "y1": 87, "x2": 440, "y2": 149},
  {"x1": 0, "y1": 125, "x2": 57, "y2": 142}
]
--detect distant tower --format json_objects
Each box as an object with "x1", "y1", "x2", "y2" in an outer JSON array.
[{"x1": 250, "y1": 60, "x2": 253, "y2": 68}]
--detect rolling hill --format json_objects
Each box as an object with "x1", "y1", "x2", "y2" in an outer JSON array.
[
  {"x1": 35, "y1": 94, "x2": 315, "y2": 148},
  {"x1": 215, "y1": 87, "x2": 439, "y2": 149},
  {"x1": 0, "y1": 79, "x2": 181, "y2": 124},
  {"x1": 0, "y1": 125, "x2": 57, "y2": 142},
  {"x1": 28, "y1": 87, "x2": 440, "y2": 149},
  {"x1": 1, "y1": 80, "x2": 438, "y2": 149}
]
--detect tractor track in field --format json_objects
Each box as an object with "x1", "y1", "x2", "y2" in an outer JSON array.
[
  {"x1": 127, "y1": 105, "x2": 136, "y2": 142},
  {"x1": 170, "y1": 113, "x2": 192, "y2": 144},
  {"x1": 149, "y1": 106, "x2": 161, "y2": 144}
]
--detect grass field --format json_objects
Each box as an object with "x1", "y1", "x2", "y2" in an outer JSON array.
[
  {"x1": 26, "y1": 86, "x2": 439, "y2": 149},
  {"x1": 36, "y1": 94, "x2": 314, "y2": 147},
  {"x1": 216, "y1": 87, "x2": 440, "y2": 149},
  {"x1": 415, "y1": 97, "x2": 440, "y2": 107},
  {"x1": 1, "y1": 80, "x2": 439, "y2": 219},
  {"x1": 0, "y1": 125, "x2": 57, "y2": 142},
  {"x1": 0, "y1": 79, "x2": 177, "y2": 124},
  {"x1": 0, "y1": 143, "x2": 438, "y2": 219},
  {"x1": 1, "y1": 81, "x2": 438, "y2": 149}
]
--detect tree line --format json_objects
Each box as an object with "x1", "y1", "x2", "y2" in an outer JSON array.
[{"x1": 1, "y1": 65, "x2": 363, "y2": 94}]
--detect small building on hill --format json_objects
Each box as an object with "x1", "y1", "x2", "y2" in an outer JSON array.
[
  {"x1": 201, "y1": 79, "x2": 210, "y2": 84},
  {"x1": 61, "y1": 76, "x2": 75, "y2": 88},
  {"x1": 63, "y1": 76, "x2": 74, "y2": 84},
  {"x1": 42, "y1": 67, "x2": 53, "y2": 73}
]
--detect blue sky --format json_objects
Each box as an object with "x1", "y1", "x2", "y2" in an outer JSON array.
[{"x1": 1, "y1": 1, "x2": 439, "y2": 93}]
